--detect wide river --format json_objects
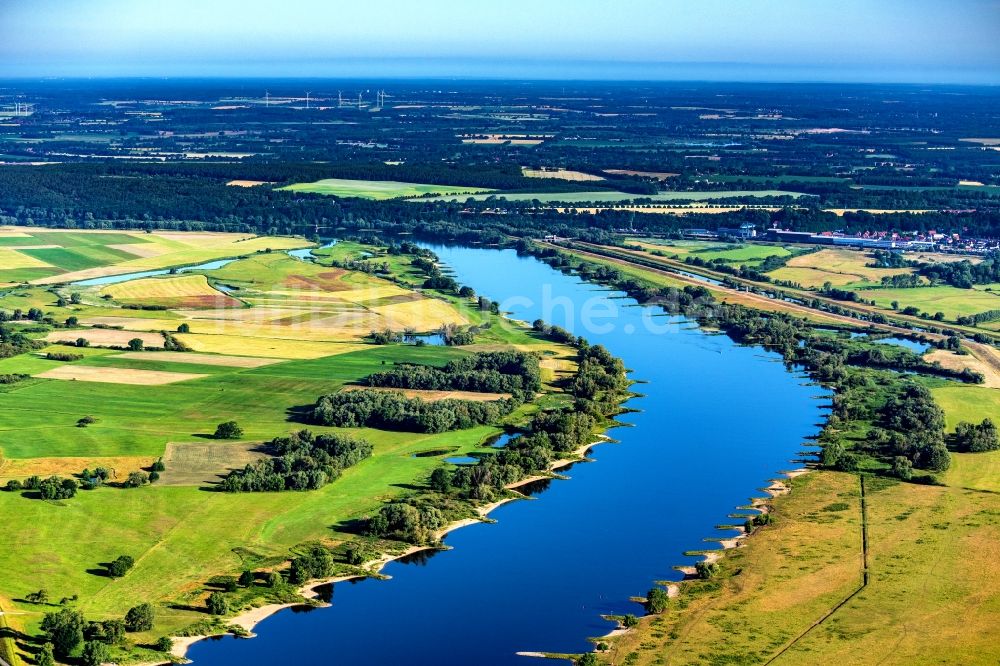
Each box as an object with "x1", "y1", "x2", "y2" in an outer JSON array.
[{"x1": 188, "y1": 244, "x2": 829, "y2": 665}]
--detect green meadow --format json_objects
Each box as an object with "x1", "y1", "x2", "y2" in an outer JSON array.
[{"x1": 278, "y1": 177, "x2": 492, "y2": 200}]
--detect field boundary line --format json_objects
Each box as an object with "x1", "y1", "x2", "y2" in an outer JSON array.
[{"x1": 763, "y1": 474, "x2": 869, "y2": 665}]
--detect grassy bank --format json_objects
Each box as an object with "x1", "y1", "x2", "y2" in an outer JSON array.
[{"x1": 599, "y1": 470, "x2": 1000, "y2": 665}]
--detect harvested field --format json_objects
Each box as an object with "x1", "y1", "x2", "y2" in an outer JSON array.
[
  {"x1": 0, "y1": 247, "x2": 53, "y2": 269},
  {"x1": 158, "y1": 441, "x2": 270, "y2": 487},
  {"x1": 927, "y1": 349, "x2": 1000, "y2": 388},
  {"x1": 770, "y1": 248, "x2": 913, "y2": 287},
  {"x1": 174, "y1": 333, "x2": 364, "y2": 359},
  {"x1": 522, "y1": 168, "x2": 604, "y2": 181},
  {"x1": 225, "y1": 180, "x2": 272, "y2": 187},
  {"x1": 35, "y1": 365, "x2": 207, "y2": 385},
  {"x1": 101, "y1": 274, "x2": 242, "y2": 309},
  {"x1": 604, "y1": 169, "x2": 679, "y2": 179},
  {"x1": 107, "y1": 242, "x2": 171, "y2": 258},
  {"x1": 115, "y1": 351, "x2": 284, "y2": 368},
  {"x1": 341, "y1": 386, "x2": 510, "y2": 402},
  {"x1": 45, "y1": 329, "x2": 165, "y2": 348},
  {"x1": 0, "y1": 455, "x2": 154, "y2": 480}
]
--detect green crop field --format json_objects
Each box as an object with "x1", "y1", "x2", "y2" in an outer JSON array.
[
  {"x1": 861, "y1": 285, "x2": 1000, "y2": 320},
  {"x1": 278, "y1": 178, "x2": 493, "y2": 200}
]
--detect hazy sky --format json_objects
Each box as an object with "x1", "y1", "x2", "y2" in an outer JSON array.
[{"x1": 1, "y1": 0, "x2": 999, "y2": 83}]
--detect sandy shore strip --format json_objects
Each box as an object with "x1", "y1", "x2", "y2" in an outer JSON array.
[{"x1": 161, "y1": 439, "x2": 607, "y2": 664}]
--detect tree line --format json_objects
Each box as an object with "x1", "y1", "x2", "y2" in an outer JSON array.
[
  {"x1": 364, "y1": 350, "x2": 542, "y2": 397},
  {"x1": 311, "y1": 389, "x2": 520, "y2": 434}
]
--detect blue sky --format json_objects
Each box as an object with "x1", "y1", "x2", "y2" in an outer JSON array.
[{"x1": 1, "y1": 0, "x2": 998, "y2": 82}]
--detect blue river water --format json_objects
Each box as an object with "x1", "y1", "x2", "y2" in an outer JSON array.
[{"x1": 187, "y1": 244, "x2": 830, "y2": 665}]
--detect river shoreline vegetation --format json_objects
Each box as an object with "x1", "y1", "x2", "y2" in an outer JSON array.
[{"x1": 1, "y1": 79, "x2": 998, "y2": 665}]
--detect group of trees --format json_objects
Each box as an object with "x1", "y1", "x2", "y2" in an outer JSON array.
[
  {"x1": 952, "y1": 418, "x2": 999, "y2": 453},
  {"x1": 39, "y1": 602, "x2": 156, "y2": 663},
  {"x1": 0, "y1": 321, "x2": 44, "y2": 360},
  {"x1": 920, "y1": 252, "x2": 1000, "y2": 289},
  {"x1": 956, "y1": 309, "x2": 1000, "y2": 327},
  {"x1": 366, "y1": 500, "x2": 445, "y2": 545},
  {"x1": 424, "y1": 345, "x2": 628, "y2": 506},
  {"x1": 312, "y1": 389, "x2": 519, "y2": 433},
  {"x1": 364, "y1": 351, "x2": 542, "y2": 397},
  {"x1": 4, "y1": 475, "x2": 78, "y2": 500},
  {"x1": 220, "y1": 430, "x2": 373, "y2": 492}
]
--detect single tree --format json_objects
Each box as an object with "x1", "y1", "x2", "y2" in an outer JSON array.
[
  {"x1": 107, "y1": 555, "x2": 135, "y2": 578},
  {"x1": 37, "y1": 643, "x2": 56, "y2": 666},
  {"x1": 213, "y1": 421, "x2": 244, "y2": 440},
  {"x1": 645, "y1": 587, "x2": 669, "y2": 614},
  {"x1": 40, "y1": 608, "x2": 85, "y2": 658},
  {"x1": 206, "y1": 592, "x2": 229, "y2": 616},
  {"x1": 124, "y1": 603, "x2": 154, "y2": 632},
  {"x1": 81, "y1": 640, "x2": 111, "y2": 666},
  {"x1": 128, "y1": 338, "x2": 144, "y2": 351}
]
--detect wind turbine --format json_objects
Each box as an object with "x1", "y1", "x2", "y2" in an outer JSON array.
[
  {"x1": 338, "y1": 91, "x2": 343, "y2": 108},
  {"x1": 265, "y1": 90, "x2": 270, "y2": 107},
  {"x1": 305, "y1": 91, "x2": 311, "y2": 109}
]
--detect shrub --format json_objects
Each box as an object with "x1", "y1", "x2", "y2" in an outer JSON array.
[{"x1": 645, "y1": 587, "x2": 669, "y2": 614}]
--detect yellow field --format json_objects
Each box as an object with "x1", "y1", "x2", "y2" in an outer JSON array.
[
  {"x1": 36, "y1": 365, "x2": 207, "y2": 385},
  {"x1": 926, "y1": 349, "x2": 1000, "y2": 388},
  {"x1": 770, "y1": 248, "x2": 914, "y2": 287},
  {"x1": 116, "y1": 351, "x2": 283, "y2": 368},
  {"x1": 102, "y1": 274, "x2": 222, "y2": 301},
  {"x1": 45, "y1": 329, "x2": 166, "y2": 348},
  {"x1": 32, "y1": 231, "x2": 310, "y2": 285},
  {"x1": 0, "y1": 247, "x2": 53, "y2": 269},
  {"x1": 0, "y1": 455, "x2": 155, "y2": 482},
  {"x1": 175, "y1": 333, "x2": 364, "y2": 359},
  {"x1": 522, "y1": 168, "x2": 604, "y2": 182}
]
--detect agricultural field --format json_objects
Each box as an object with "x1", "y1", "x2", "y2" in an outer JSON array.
[
  {"x1": 769, "y1": 247, "x2": 915, "y2": 287},
  {"x1": 521, "y1": 167, "x2": 604, "y2": 182},
  {"x1": 101, "y1": 274, "x2": 243, "y2": 309},
  {"x1": 861, "y1": 284, "x2": 1000, "y2": 320},
  {"x1": 0, "y1": 234, "x2": 580, "y2": 655},
  {"x1": 627, "y1": 238, "x2": 794, "y2": 266},
  {"x1": 0, "y1": 227, "x2": 310, "y2": 286},
  {"x1": 278, "y1": 177, "x2": 492, "y2": 200}
]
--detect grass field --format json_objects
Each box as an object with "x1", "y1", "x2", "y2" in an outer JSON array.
[
  {"x1": 770, "y1": 248, "x2": 915, "y2": 287},
  {"x1": 628, "y1": 239, "x2": 794, "y2": 265},
  {"x1": 278, "y1": 178, "x2": 492, "y2": 200},
  {"x1": 861, "y1": 285, "x2": 1000, "y2": 320},
  {"x1": 602, "y1": 471, "x2": 1000, "y2": 665}
]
